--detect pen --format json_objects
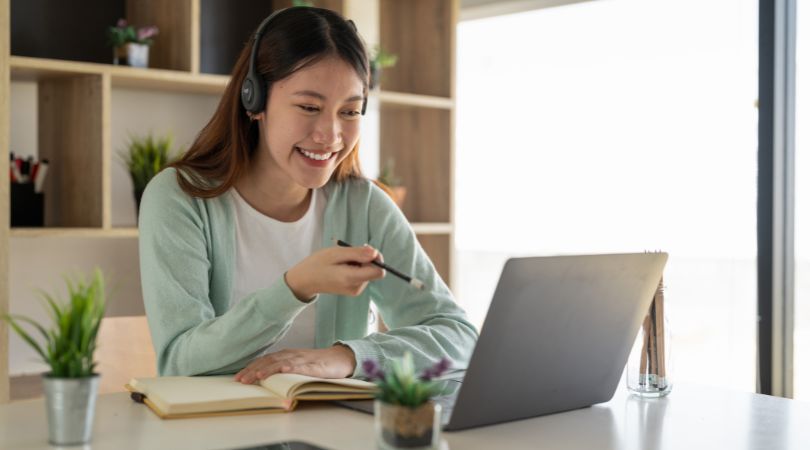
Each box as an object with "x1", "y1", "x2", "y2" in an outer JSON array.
[
  {"x1": 335, "y1": 239, "x2": 425, "y2": 290},
  {"x1": 34, "y1": 159, "x2": 49, "y2": 193},
  {"x1": 11, "y1": 157, "x2": 23, "y2": 184},
  {"x1": 9, "y1": 153, "x2": 16, "y2": 183}
]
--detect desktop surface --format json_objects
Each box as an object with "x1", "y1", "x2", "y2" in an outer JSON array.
[{"x1": 2, "y1": 382, "x2": 809, "y2": 450}]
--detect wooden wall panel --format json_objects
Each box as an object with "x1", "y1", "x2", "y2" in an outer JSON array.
[
  {"x1": 380, "y1": 105, "x2": 450, "y2": 223},
  {"x1": 379, "y1": 0, "x2": 452, "y2": 97},
  {"x1": 127, "y1": 0, "x2": 195, "y2": 71},
  {"x1": 38, "y1": 75, "x2": 105, "y2": 227},
  {"x1": 417, "y1": 234, "x2": 451, "y2": 289}
]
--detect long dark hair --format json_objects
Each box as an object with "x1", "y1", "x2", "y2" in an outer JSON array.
[{"x1": 168, "y1": 7, "x2": 370, "y2": 198}]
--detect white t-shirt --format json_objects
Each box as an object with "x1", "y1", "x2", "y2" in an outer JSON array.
[{"x1": 229, "y1": 187, "x2": 326, "y2": 355}]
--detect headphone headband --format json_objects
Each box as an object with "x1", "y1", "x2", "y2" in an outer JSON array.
[{"x1": 240, "y1": 7, "x2": 368, "y2": 115}]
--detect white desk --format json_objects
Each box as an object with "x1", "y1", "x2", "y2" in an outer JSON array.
[{"x1": 1, "y1": 382, "x2": 809, "y2": 450}]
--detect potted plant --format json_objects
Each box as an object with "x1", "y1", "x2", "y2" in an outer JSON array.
[
  {"x1": 1, "y1": 269, "x2": 107, "y2": 446},
  {"x1": 375, "y1": 158, "x2": 406, "y2": 208},
  {"x1": 119, "y1": 132, "x2": 176, "y2": 217},
  {"x1": 363, "y1": 353, "x2": 450, "y2": 450},
  {"x1": 106, "y1": 18, "x2": 159, "y2": 68},
  {"x1": 370, "y1": 45, "x2": 398, "y2": 90}
]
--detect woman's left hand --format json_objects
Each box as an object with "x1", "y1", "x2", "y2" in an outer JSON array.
[{"x1": 234, "y1": 345, "x2": 357, "y2": 384}]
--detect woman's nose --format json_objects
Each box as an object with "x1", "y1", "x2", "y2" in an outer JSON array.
[{"x1": 312, "y1": 117, "x2": 341, "y2": 147}]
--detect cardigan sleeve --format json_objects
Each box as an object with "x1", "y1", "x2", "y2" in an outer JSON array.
[
  {"x1": 138, "y1": 170, "x2": 310, "y2": 376},
  {"x1": 335, "y1": 183, "x2": 479, "y2": 377}
]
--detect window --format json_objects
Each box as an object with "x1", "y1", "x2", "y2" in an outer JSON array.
[
  {"x1": 456, "y1": 0, "x2": 759, "y2": 391},
  {"x1": 794, "y1": 0, "x2": 808, "y2": 401}
]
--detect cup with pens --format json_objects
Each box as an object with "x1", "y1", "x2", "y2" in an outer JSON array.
[
  {"x1": 626, "y1": 277, "x2": 672, "y2": 397},
  {"x1": 9, "y1": 153, "x2": 50, "y2": 227}
]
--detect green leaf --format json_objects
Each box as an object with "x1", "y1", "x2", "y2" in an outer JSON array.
[
  {"x1": 2, "y1": 315, "x2": 49, "y2": 362},
  {"x1": 10, "y1": 269, "x2": 107, "y2": 378}
]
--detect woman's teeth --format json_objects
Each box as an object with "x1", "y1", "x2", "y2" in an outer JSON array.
[{"x1": 296, "y1": 147, "x2": 333, "y2": 161}]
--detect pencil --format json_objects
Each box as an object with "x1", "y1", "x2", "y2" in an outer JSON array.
[
  {"x1": 335, "y1": 239, "x2": 425, "y2": 290},
  {"x1": 654, "y1": 278, "x2": 666, "y2": 379},
  {"x1": 640, "y1": 312, "x2": 650, "y2": 384}
]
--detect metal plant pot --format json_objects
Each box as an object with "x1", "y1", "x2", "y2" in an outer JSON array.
[{"x1": 42, "y1": 374, "x2": 100, "y2": 446}]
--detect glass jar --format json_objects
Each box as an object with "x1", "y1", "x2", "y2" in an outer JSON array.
[
  {"x1": 626, "y1": 279, "x2": 672, "y2": 397},
  {"x1": 374, "y1": 400, "x2": 441, "y2": 450}
]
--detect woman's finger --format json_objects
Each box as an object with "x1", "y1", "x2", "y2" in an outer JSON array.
[
  {"x1": 331, "y1": 245, "x2": 379, "y2": 264},
  {"x1": 339, "y1": 263, "x2": 385, "y2": 282}
]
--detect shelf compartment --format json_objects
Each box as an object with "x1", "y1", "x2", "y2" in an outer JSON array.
[
  {"x1": 127, "y1": 0, "x2": 197, "y2": 72},
  {"x1": 380, "y1": 104, "x2": 451, "y2": 223},
  {"x1": 38, "y1": 74, "x2": 106, "y2": 227},
  {"x1": 380, "y1": 0, "x2": 453, "y2": 98}
]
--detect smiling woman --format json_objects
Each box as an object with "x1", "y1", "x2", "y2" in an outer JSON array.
[{"x1": 136, "y1": 6, "x2": 477, "y2": 384}]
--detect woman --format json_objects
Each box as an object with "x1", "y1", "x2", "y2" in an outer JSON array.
[{"x1": 138, "y1": 6, "x2": 477, "y2": 384}]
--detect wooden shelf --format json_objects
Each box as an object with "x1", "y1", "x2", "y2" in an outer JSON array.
[
  {"x1": 10, "y1": 56, "x2": 229, "y2": 94},
  {"x1": 10, "y1": 225, "x2": 450, "y2": 239},
  {"x1": 10, "y1": 57, "x2": 459, "y2": 106},
  {"x1": 411, "y1": 223, "x2": 453, "y2": 234},
  {"x1": 376, "y1": 91, "x2": 454, "y2": 109},
  {"x1": 10, "y1": 227, "x2": 139, "y2": 238}
]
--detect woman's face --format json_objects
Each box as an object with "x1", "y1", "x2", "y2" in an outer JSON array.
[{"x1": 255, "y1": 55, "x2": 365, "y2": 190}]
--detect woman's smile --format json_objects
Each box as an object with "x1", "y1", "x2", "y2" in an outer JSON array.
[{"x1": 295, "y1": 145, "x2": 340, "y2": 167}]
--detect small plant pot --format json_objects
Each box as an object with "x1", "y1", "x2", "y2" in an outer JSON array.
[
  {"x1": 375, "y1": 400, "x2": 441, "y2": 450},
  {"x1": 390, "y1": 186, "x2": 407, "y2": 209},
  {"x1": 42, "y1": 373, "x2": 100, "y2": 446},
  {"x1": 113, "y1": 43, "x2": 150, "y2": 68}
]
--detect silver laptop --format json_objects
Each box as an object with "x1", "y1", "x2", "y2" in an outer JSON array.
[{"x1": 337, "y1": 253, "x2": 668, "y2": 431}]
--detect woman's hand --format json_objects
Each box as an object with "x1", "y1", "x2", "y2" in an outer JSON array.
[
  {"x1": 285, "y1": 244, "x2": 385, "y2": 301},
  {"x1": 234, "y1": 345, "x2": 357, "y2": 384}
]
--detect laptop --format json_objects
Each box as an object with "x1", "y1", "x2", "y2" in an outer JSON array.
[{"x1": 336, "y1": 252, "x2": 668, "y2": 431}]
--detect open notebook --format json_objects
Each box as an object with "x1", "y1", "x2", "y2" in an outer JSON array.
[{"x1": 126, "y1": 373, "x2": 376, "y2": 419}]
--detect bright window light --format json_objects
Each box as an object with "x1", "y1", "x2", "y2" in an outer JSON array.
[{"x1": 456, "y1": 0, "x2": 758, "y2": 392}]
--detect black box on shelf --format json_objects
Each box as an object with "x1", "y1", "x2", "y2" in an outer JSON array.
[{"x1": 11, "y1": 182, "x2": 44, "y2": 227}]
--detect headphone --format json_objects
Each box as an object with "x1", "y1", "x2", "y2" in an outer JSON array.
[{"x1": 241, "y1": 7, "x2": 368, "y2": 116}]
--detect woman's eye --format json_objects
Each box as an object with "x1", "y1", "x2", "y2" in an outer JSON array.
[
  {"x1": 342, "y1": 110, "x2": 361, "y2": 118},
  {"x1": 298, "y1": 105, "x2": 320, "y2": 113}
]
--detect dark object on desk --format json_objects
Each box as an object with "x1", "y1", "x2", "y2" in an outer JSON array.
[
  {"x1": 10, "y1": 182, "x2": 44, "y2": 227},
  {"x1": 223, "y1": 441, "x2": 331, "y2": 450}
]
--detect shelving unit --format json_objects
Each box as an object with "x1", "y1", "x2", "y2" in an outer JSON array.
[
  {"x1": 1, "y1": 0, "x2": 9, "y2": 404},
  {"x1": 1, "y1": 0, "x2": 457, "y2": 401},
  {"x1": 378, "y1": 0, "x2": 457, "y2": 286}
]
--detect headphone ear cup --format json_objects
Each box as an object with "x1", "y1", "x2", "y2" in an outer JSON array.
[{"x1": 241, "y1": 72, "x2": 266, "y2": 113}]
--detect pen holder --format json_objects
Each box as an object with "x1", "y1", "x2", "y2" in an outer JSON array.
[
  {"x1": 10, "y1": 182, "x2": 44, "y2": 227},
  {"x1": 626, "y1": 277, "x2": 672, "y2": 397}
]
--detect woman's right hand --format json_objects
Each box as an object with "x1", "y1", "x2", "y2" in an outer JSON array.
[{"x1": 284, "y1": 245, "x2": 386, "y2": 301}]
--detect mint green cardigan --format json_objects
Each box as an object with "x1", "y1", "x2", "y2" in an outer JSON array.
[{"x1": 138, "y1": 168, "x2": 478, "y2": 377}]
